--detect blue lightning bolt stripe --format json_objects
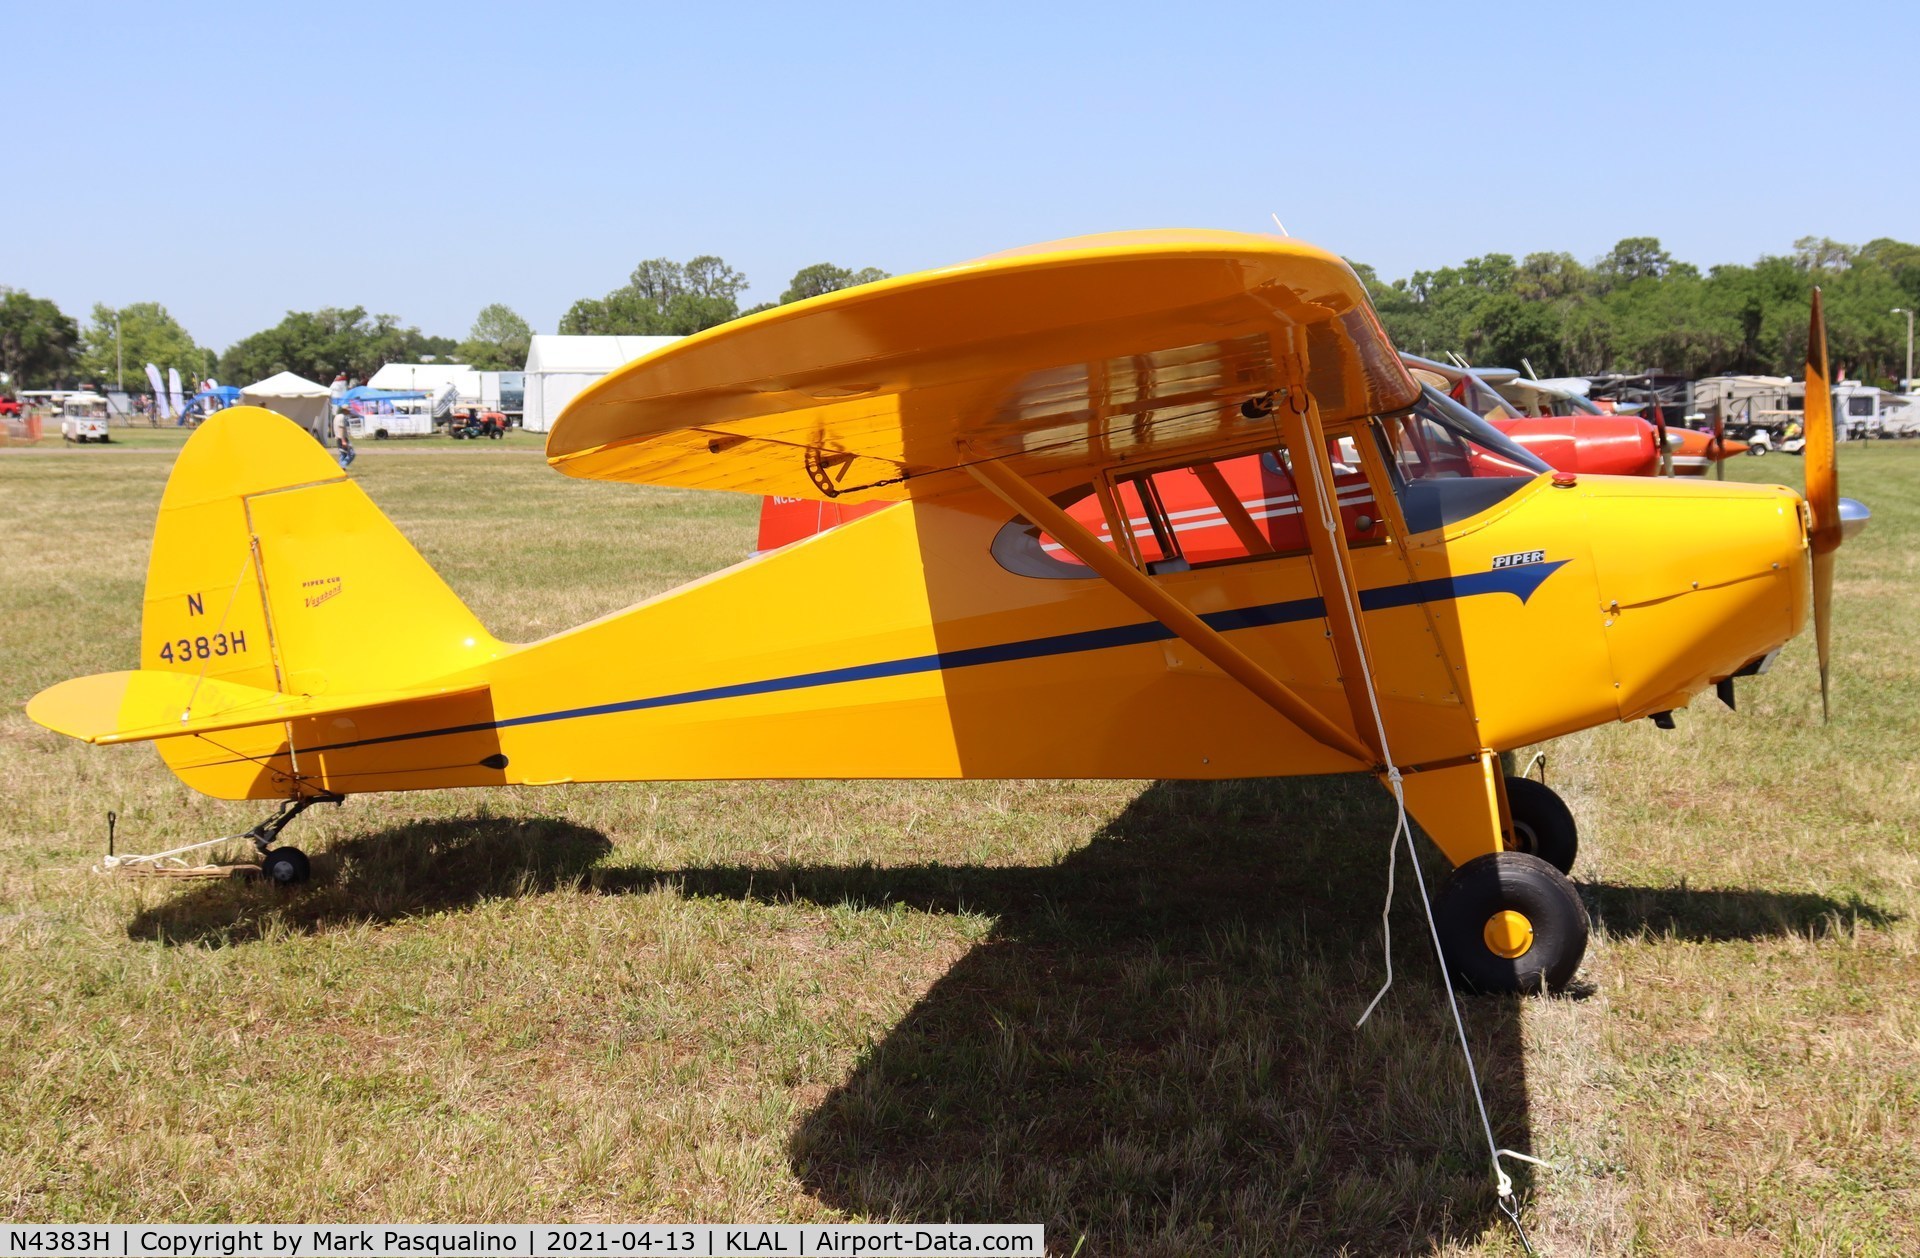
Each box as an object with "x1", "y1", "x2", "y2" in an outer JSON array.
[{"x1": 280, "y1": 560, "x2": 1568, "y2": 758}]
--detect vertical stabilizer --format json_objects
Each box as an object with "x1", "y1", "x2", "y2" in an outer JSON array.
[{"x1": 139, "y1": 407, "x2": 504, "y2": 795}]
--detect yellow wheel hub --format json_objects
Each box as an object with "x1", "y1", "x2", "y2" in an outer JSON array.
[{"x1": 1483, "y1": 910, "x2": 1534, "y2": 959}]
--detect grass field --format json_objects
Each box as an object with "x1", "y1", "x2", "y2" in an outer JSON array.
[{"x1": 2, "y1": 440, "x2": 1916, "y2": 1255}]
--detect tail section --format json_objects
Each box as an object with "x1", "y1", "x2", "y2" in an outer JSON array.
[{"x1": 30, "y1": 407, "x2": 508, "y2": 799}]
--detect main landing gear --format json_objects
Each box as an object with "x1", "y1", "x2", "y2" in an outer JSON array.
[
  {"x1": 1500, "y1": 774, "x2": 1578, "y2": 875},
  {"x1": 245, "y1": 793, "x2": 343, "y2": 885},
  {"x1": 1436, "y1": 851, "x2": 1588, "y2": 993},
  {"x1": 1446, "y1": 777, "x2": 1585, "y2": 992}
]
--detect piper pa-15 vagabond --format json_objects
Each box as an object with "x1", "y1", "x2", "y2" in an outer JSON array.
[{"x1": 27, "y1": 230, "x2": 1866, "y2": 993}]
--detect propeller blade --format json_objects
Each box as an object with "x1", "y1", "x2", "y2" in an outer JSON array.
[
  {"x1": 1813, "y1": 547, "x2": 1834, "y2": 722},
  {"x1": 1804, "y1": 287, "x2": 1840, "y2": 722}
]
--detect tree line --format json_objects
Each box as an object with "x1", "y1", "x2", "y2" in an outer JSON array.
[
  {"x1": 0, "y1": 257, "x2": 889, "y2": 392},
  {"x1": 1359, "y1": 236, "x2": 1920, "y2": 385},
  {"x1": 556, "y1": 257, "x2": 890, "y2": 335},
  {"x1": 5, "y1": 237, "x2": 1915, "y2": 394}
]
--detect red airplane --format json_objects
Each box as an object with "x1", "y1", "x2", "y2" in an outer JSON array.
[{"x1": 1419, "y1": 358, "x2": 1748, "y2": 476}]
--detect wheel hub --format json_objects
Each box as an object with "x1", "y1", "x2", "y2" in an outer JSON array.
[{"x1": 1482, "y1": 910, "x2": 1534, "y2": 959}]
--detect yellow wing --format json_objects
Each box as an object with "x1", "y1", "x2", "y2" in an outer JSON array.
[{"x1": 545, "y1": 230, "x2": 1419, "y2": 503}]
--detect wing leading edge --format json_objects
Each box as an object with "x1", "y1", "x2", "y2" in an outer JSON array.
[{"x1": 546, "y1": 230, "x2": 1419, "y2": 503}]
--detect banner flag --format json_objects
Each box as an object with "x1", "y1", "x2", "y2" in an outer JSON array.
[{"x1": 144, "y1": 363, "x2": 169, "y2": 417}]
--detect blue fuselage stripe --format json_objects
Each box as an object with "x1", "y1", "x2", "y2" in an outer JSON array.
[{"x1": 293, "y1": 560, "x2": 1567, "y2": 756}]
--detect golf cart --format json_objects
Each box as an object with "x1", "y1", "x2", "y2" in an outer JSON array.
[{"x1": 59, "y1": 393, "x2": 111, "y2": 443}]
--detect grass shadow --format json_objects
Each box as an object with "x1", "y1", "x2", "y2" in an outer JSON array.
[
  {"x1": 1588, "y1": 882, "x2": 1897, "y2": 942},
  {"x1": 612, "y1": 775, "x2": 1535, "y2": 1255},
  {"x1": 117, "y1": 777, "x2": 1892, "y2": 1249},
  {"x1": 125, "y1": 814, "x2": 611, "y2": 947}
]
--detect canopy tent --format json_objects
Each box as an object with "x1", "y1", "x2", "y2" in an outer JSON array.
[
  {"x1": 369, "y1": 362, "x2": 478, "y2": 397},
  {"x1": 241, "y1": 371, "x2": 334, "y2": 441},
  {"x1": 521, "y1": 335, "x2": 680, "y2": 432},
  {"x1": 338, "y1": 385, "x2": 427, "y2": 407},
  {"x1": 184, "y1": 385, "x2": 243, "y2": 420}
]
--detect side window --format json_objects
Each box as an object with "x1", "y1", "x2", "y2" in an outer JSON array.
[
  {"x1": 992, "y1": 439, "x2": 1384, "y2": 579},
  {"x1": 1109, "y1": 476, "x2": 1183, "y2": 570},
  {"x1": 1320, "y1": 434, "x2": 1387, "y2": 548}
]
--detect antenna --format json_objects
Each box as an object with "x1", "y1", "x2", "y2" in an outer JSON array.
[{"x1": 1270, "y1": 212, "x2": 1289, "y2": 237}]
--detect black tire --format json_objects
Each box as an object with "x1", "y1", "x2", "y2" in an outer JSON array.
[
  {"x1": 375, "y1": 428, "x2": 390, "y2": 440},
  {"x1": 1435, "y1": 851, "x2": 1587, "y2": 994},
  {"x1": 1503, "y1": 776, "x2": 1578, "y2": 874},
  {"x1": 261, "y1": 846, "x2": 311, "y2": 885}
]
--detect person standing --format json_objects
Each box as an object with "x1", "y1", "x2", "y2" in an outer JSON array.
[{"x1": 332, "y1": 408, "x2": 357, "y2": 470}]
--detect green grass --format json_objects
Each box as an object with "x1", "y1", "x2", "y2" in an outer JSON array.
[{"x1": 1, "y1": 444, "x2": 1916, "y2": 1254}]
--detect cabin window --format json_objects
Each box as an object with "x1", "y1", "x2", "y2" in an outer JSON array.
[
  {"x1": 989, "y1": 438, "x2": 1387, "y2": 579},
  {"x1": 1847, "y1": 396, "x2": 1874, "y2": 417},
  {"x1": 1376, "y1": 386, "x2": 1550, "y2": 533}
]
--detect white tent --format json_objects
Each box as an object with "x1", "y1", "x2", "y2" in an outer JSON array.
[
  {"x1": 241, "y1": 371, "x2": 334, "y2": 441},
  {"x1": 369, "y1": 362, "x2": 479, "y2": 401},
  {"x1": 521, "y1": 335, "x2": 680, "y2": 432}
]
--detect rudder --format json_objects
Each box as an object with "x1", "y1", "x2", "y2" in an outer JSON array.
[{"x1": 141, "y1": 407, "x2": 503, "y2": 794}]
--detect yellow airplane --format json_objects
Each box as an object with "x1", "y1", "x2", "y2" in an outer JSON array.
[{"x1": 26, "y1": 230, "x2": 1867, "y2": 994}]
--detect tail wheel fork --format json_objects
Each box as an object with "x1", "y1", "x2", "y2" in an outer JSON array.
[{"x1": 247, "y1": 792, "x2": 344, "y2": 885}]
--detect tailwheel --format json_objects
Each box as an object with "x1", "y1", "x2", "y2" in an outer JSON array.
[
  {"x1": 1436, "y1": 852, "x2": 1587, "y2": 994},
  {"x1": 1502, "y1": 775, "x2": 1578, "y2": 874},
  {"x1": 261, "y1": 847, "x2": 311, "y2": 885}
]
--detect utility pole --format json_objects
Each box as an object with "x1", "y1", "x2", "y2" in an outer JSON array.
[
  {"x1": 1895, "y1": 308, "x2": 1915, "y2": 392},
  {"x1": 114, "y1": 310, "x2": 124, "y2": 393}
]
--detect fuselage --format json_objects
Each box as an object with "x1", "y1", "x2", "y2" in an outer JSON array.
[{"x1": 166, "y1": 418, "x2": 1810, "y2": 802}]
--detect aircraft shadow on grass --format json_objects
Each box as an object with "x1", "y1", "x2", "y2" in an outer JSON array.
[
  {"x1": 125, "y1": 814, "x2": 616, "y2": 946},
  {"x1": 125, "y1": 777, "x2": 1891, "y2": 1253}
]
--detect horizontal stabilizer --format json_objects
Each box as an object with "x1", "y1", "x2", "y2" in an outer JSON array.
[{"x1": 27, "y1": 669, "x2": 487, "y2": 746}]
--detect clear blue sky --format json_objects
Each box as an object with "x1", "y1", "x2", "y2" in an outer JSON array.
[{"x1": 5, "y1": 0, "x2": 1914, "y2": 352}]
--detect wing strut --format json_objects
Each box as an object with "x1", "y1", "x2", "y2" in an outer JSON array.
[
  {"x1": 963, "y1": 458, "x2": 1375, "y2": 765},
  {"x1": 1272, "y1": 396, "x2": 1387, "y2": 764}
]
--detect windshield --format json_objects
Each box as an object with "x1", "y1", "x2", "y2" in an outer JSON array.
[
  {"x1": 1375, "y1": 387, "x2": 1549, "y2": 532},
  {"x1": 1387, "y1": 387, "x2": 1550, "y2": 475},
  {"x1": 1453, "y1": 374, "x2": 1522, "y2": 420}
]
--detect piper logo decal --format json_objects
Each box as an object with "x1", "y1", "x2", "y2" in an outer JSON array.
[
  {"x1": 302, "y1": 576, "x2": 342, "y2": 608},
  {"x1": 1491, "y1": 550, "x2": 1547, "y2": 570}
]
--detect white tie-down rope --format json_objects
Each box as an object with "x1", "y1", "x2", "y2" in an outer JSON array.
[
  {"x1": 1289, "y1": 416, "x2": 1546, "y2": 1224},
  {"x1": 96, "y1": 831, "x2": 253, "y2": 874}
]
